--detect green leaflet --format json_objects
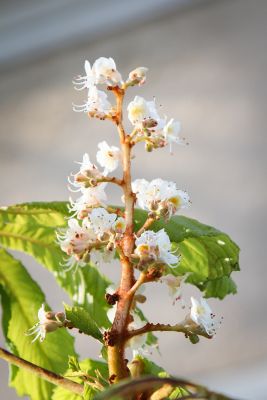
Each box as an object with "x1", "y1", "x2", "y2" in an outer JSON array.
[
  {"x1": 133, "y1": 209, "x2": 240, "y2": 299},
  {"x1": 64, "y1": 304, "x2": 103, "y2": 342},
  {"x1": 52, "y1": 358, "x2": 109, "y2": 400},
  {"x1": 0, "y1": 249, "x2": 76, "y2": 400},
  {"x1": 0, "y1": 202, "x2": 111, "y2": 327}
]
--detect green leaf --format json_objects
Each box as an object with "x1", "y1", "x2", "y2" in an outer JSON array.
[
  {"x1": 64, "y1": 304, "x2": 103, "y2": 341},
  {"x1": 0, "y1": 202, "x2": 111, "y2": 327},
  {"x1": 134, "y1": 209, "x2": 240, "y2": 299},
  {"x1": 52, "y1": 358, "x2": 109, "y2": 400},
  {"x1": 0, "y1": 249, "x2": 76, "y2": 400}
]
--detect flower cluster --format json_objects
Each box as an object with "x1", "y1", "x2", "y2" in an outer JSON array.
[
  {"x1": 68, "y1": 145, "x2": 120, "y2": 219},
  {"x1": 45, "y1": 55, "x2": 223, "y2": 353},
  {"x1": 26, "y1": 304, "x2": 68, "y2": 342},
  {"x1": 132, "y1": 178, "x2": 190, "y2": 220},
  {"x1": 73, "y1": 57, "x2": 185, "y2": 153},
  {"x1": 135, "y1": 229, "x2": 179, "y2": 268},
  {"x1": 57, "y1": 207, "x2": 125, "y2": 269},
  {"x1": 128, "y1": 96, "x2": 185, "y2": 152}
]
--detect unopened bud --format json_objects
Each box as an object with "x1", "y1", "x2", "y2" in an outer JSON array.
[
  {"x1": 188, "y1": 333, "x2": 200, "y2": 344},
  {"x1": 128, "y1": 67, "x2": 148, "y2": 86},
  {"x1": 134, "y1": 294, "x2": 147, "y2": 304},
  {"x1": 128, "y1": 358, "x2": 145, "y2": 378},
  {"x1": 142, "y1": 118, "x2": 158, "y2": 128},
  {"x1": 145, "y1": 142, "x2": 153, "y2": 152},
  {"x1": 55, "y1": 312, "x2": 66, "y2": 323}
]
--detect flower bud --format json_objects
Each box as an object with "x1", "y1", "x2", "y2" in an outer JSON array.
[
  {"x1": 145, "y1": 142, "x2": 153, "y2": 152},
  {"x1": 188, "y1": 333, "x2": 200, "y2": 344},
  {"x1": 142, "y1": 118, "x2": 158, "y2": 129},
  {"x1": 128, "y1": 67, "x2": 148, "y2": 86},
  {"x1": 128, "y1": 357, "x2": 145, "y2": 378}
]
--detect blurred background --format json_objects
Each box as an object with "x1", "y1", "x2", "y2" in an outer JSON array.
[{"x1": 0, "y1": 0, "x2": 267, "y2": 398}]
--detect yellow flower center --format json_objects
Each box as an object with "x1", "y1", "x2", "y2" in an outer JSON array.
[{"x1": 169, "y1": 196, "x2": 181, "y2": 208}]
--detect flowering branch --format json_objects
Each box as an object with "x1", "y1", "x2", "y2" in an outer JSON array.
[
  {"x1": 126, "y1": 321, "x2": 211, "y2": 340},
  {"x1": 0, "y1": 347, "x2": 83, "y2": 395}
]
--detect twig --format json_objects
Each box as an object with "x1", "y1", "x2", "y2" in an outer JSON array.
[
  {"x1": 0, "y1": 347, "x2": 83, "y2": 395},
  {"x1": 98, "y1": 176, "x2": 123, "y2": 187},
  {"x1": 136, "y1": 216, "x2": 157, "y2": 237},
  {"x1": 127, "y1": 272, "x2": 147, "y2": 297},
  {"x1": 126, "y1": 322, "x2": 211, "y2": 340}
]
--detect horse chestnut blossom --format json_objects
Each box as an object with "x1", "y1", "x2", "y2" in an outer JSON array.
[
  {"x1": 96, "y1": 141, "x2": 121, "y2": 175},
  {"x1": 161, "y1": 274, "x2": 187, "y2": 306},
  {"x1": 73, "y1": 86, "x2": 113, "y2": 118},
  {"x1": 34, "y1": 55, "x2": 226, "y2": 390},
  {"x1": 58, "y1": 208, "x2": 126, "y2": 266},
  {"x1": 89, "y1": 207, "x2": 117, "y2": 237},
  {"x1": 26, "y1": 305, "x2": 67, "y2": 343},
  {"x1": 69, "y1": 184, "x2": 107, "y2": 218},
  {"x1": 128, "y1": 67, "x2": 148, "y2": 86},
  {"x1": 127, "y1": 96, "x2": 163, "y2": 128},
  {"x1": 132, "y1": 178, "x2": 190, "y2": 219},
  {"x1": 135, "y1": 229, "x2": 179, "y2": 267},
  {"x1": 190, "y1": 297, "x2": 220, "y2": 336},
  {"x1": 57, "y1": 218, "x2": 97, "y2": 261},
  {"x1": 92, "y1": 57, "x2": 122, "y2": 85},
  {"x1": 68, "y1": 153, "x2": 103, "y2": 189},
  {"x1": 163, "y1": 118, "x2": 186, "y2": 151}
]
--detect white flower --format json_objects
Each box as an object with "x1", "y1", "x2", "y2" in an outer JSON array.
[
  {"x1": 127, "y1": 96, "x2": 163, "y2": 128},
  {"x1": 96, "y1": 141, "x2": 121, "y2": 175},
  {"x1": 73, "y1": 86, "x2": 112, "y2": 118},
  {"x1": 135, "y1": 229, "x2": 179, "y2": 267},
  {"x1": 161, "y1": 274, "x2": 188, "y2": 306},
  {"x1": 89, "y1": 207, "x2": 117, "y2": 236},
  {"x1": 92, "y1": 57, "x2": 122, "y2": 85},
  {"x1": 25, "y1": 304, "x2": 65, "y2": 343},
  {"x1": 128, "y1": 67, "x2": 148, "y2": 85},
  {"x1": 90, "y1": 246, "x2": 115, "y2": 265},
  {"x1": 163, "y1": 118, "x2": 184, "y2": 151},
  {"x1": 127, "y1": 313, "x2": 147, "y2": 351},
  {"x1": 68, "y1": 153, "x2": 102, "y2": 190},
  {"x1": 73, "y1": 60, "x2": 95, "y2": 91},
  {"x1": 157, "y1": 229, "x2": 180, "y2": 267},
  {"x1": 69, "y1": 184, "x2": 107, "y2": 219},
  {"x1": 112, "y1": 217, "x2": 126, "y2": 234},
  {"x1": 190, "y1": 297, "x2": 218, "y2": 336},
  {"x1": 57, "y1": 218, "x2": 96, "y2": 260},
  {"x1": 132, "y1": 178, "x2": 190, "y2": 217}
]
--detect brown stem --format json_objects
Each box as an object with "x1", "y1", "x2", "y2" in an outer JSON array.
[
  {"x1": 136, "y1": 216, "x2": 156, "y2": 237},
  {"x1": 126, "y1": 322, "x2": 211, "y2": 340},
  {"x1": 0, "y1": 347, "x2": 83, "y2": 395},
  {"x1": 98, "y1": 176, "x2": 123, "y2": 187},
  {"x1": 107, "y1": 87, "x2": 136, "y2": 383}
]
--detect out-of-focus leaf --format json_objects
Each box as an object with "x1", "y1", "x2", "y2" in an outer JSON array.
[
  {"x1": 0, "y1": 249, "x2": 75, "y2": 400},
  {"x1": 94, "y1": 375, "x2": 233, "y2": 400}
]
